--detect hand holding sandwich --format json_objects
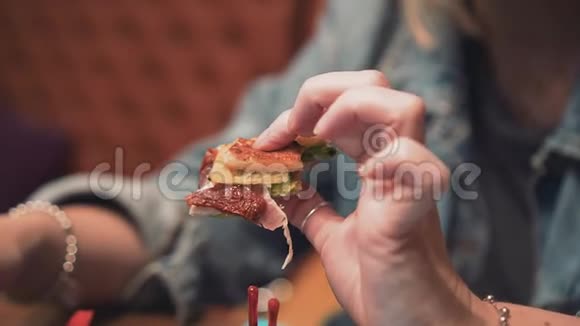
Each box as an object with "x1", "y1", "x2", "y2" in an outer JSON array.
[{"x1": 254, "y1": 71, "x2": 492, "y2": 326}]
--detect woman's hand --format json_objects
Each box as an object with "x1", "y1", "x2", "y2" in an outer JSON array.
[
  {"x1": 0, "y1": 213, "x2": 24, "y2": 290},
  {"x1": 255, "y1": 71, "x2": 493, "y2": 325},
  {"x1": 0, "y1": 206, "x2": 149, "y2": 305},
  {"x1": 0, "y1": 212, "x2": 68, "y2": 298}
]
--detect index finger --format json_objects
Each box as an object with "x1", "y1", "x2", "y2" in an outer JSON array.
[
  {"x1": 254, "y1": 70, "x2": 389, "y2": 151},
  {"x1": 253, "y1": 109, "x2": 295, "y2": 151}
]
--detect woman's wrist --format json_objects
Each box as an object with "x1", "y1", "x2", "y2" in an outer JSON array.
[
  {"x1": 6, "y1": 211, "x2": 64, "y2": 299},
  {"x1": 17, "y1": 211, "x2": 65, "y2": 261},
  {"x1": 466, "y1": 293, "x2": 500, "y2": 326},
  {"x1": 0, "y1": 215, "x2": 24, "y2": 290},
  {"x1": 373, "y1": 248, "x2": 494, "y2": 326},
  {"x1": 432, "y1": 285, "x2": 495, "y2": 326},
  {"x1": 426, "y1": 259, "x2": 497, "y2": 326}
]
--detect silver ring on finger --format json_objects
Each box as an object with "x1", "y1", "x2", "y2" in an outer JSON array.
[{"x1": 300, "y1": 201, "x2": 330, "y2": 231}]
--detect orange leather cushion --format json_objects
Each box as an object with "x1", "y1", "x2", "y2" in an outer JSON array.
[{"x1": 0, "y1": 0, "x2": 323, "y2": 174}]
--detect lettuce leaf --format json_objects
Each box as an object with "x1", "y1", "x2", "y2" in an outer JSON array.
[
  {"x1": 301, "y1": 144, "x2": 337, "y2": 162},
  {"x1": 268, "y1": 179, "x2": 302, "y2": 197}
]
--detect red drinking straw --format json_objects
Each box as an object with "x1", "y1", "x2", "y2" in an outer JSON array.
[
  {"x1": 248, "y1": 286, "x2": 259, "y2": 326},
  {"x1": 268, "y1": 298, "x2": 280, "y2": 326}
]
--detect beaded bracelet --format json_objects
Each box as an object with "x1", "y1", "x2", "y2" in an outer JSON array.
[
  {"x1": 483, "y1": 295, "x2": 510, "y2": 326},
  {"x1": 9, "y1": 200, "x2": 79, "y2": 308}
]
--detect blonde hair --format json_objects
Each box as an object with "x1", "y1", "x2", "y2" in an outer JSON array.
[{"x1": 403, "y1": 0, "x2": 481, "y2": 48}]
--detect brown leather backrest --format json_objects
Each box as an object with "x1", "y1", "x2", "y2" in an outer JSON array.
[{"x1": 0, "y1": 0, "x2": 323, "y2": 174}]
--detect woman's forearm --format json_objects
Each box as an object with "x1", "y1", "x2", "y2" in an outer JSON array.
[
  {"x1": 2, "y1": 210, "x2": 64, "y2": 300},
  {"x1": 1, "y1": 205, "x2": 150, "y2": 306},
  {"x1": 473, "y1": 298, "x2": 580, "y2": 325},
  {"x1": 500, "y1": 303, "x2": 579, "y2": 325}
]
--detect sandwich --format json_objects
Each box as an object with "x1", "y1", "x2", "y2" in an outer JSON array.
[{"x1": 186, "y1": 136, "x2": 335, "y2": 268}]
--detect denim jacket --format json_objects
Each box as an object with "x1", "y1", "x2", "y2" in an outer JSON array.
[{"x1": 31, "y1": 0, "x2": 580, "y2": 322}]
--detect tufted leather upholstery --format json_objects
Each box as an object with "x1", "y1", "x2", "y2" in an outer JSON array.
[{"x1": 0, "y1": 0, "x2": 323, "y2": 174}]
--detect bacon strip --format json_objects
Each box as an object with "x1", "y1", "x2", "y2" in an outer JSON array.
[{"x1": 186, "y1": 184, "x2": 266, "y2": 223}]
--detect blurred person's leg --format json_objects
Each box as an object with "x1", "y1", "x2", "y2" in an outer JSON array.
[{"x1": 0, "y1": 205, "x2": 149, "y2": 306}]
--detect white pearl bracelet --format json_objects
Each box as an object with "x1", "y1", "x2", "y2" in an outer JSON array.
[{"x1": 9, "y1": 200, "x2": 79, "y2": 307}]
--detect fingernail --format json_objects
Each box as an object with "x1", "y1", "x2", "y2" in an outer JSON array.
[
  {"x1": 313, "y1": 124, "x2": 321, "y2": 136},
  {"x1": 253, "y1": 130, "x2": 269, "y2": 148}
]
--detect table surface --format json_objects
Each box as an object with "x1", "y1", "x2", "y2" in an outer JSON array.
[{"x1": 0, "y1": 253, "x2": 340, "y2": 326}]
